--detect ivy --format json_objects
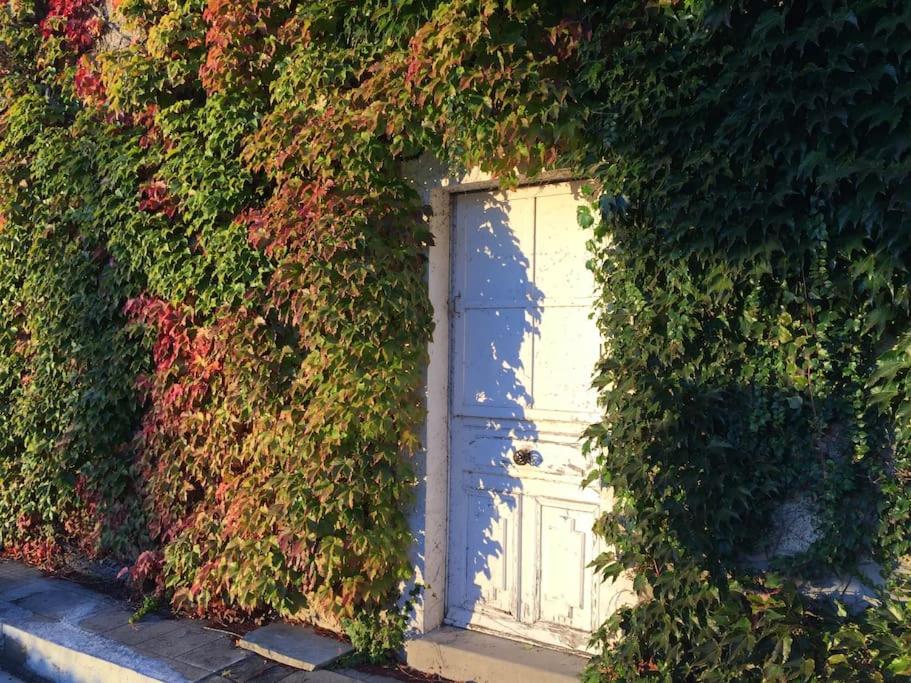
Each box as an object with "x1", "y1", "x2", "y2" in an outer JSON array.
[
  {"x1": 0, "y1": 0, "x2": 582, "y2": 635},
  {"x1": 577, "y1": 0, "x2": 911, "y2": 679},
  {"x1": 0, "y1": 0, "x2": 908, "y2": 674}
]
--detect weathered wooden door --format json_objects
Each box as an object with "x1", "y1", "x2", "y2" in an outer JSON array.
[{"x1": 446, "y1": 181, "x2": 618, "y2": 651}]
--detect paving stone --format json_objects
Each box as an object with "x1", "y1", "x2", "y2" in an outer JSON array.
[
  {"x1": 134, "y1": 624, "x2": 227, "y2": 658},
  {"x1": 281, "y1": 671, "x2": 361, "y2": 682},
  {"x1": 211, "y1": 654, "x2": 294, "y2": 682},
  {"x1": 251, "y1": 665, "x2": 301, "y2": 683},
  {"x1": 335, "y1": 670, "x2": 406, "y2": 683},
  {"x1": 238, "y1": 623, "x2": 353, "y2": 672},
  {"x1": 0, "y1": 600, "x2": 54, "y2": 626},
  {"x1": 12, "y1": 585, "x2": 104, "y2": 621},
  {"x1": 0, "y1": 578, "x2": 33, "y2": 600},
  {"x1": 77, "y1": 605, "x2": 134, "y2": 634},
  {"x1": 230, "y1": 662, "x2": 297, "y2": 683},
  {"x1": 0, "y1": 562, "x2": 42, "y2": 581},
  {"x1": 105, "y1": 615, "x2": 184, "y2": 646},
  {"x1": 0, "y1": 577, "x2": 53, "y2": 603},
  {"x1": 175, "y1": 638, "x2": 250, "y2": 672},
  {"x1": 159, "y1": 656, "x2": 212, "y2": 682}
]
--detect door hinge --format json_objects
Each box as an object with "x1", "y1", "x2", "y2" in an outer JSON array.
[{"x1": 449, "y1": 293, "x2": 461, "y2": 318}]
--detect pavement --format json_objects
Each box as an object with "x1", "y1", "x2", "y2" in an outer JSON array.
[{"x1": 0, "y1": 560, "x2": 399, "y2": 683}]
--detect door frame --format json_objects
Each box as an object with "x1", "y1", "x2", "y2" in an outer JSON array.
[{"x1": 418, "y1": 169, "x2": 580, "y2": 638}]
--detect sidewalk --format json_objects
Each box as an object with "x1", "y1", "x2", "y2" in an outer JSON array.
[{"x1": 0, "y1": 560, "x2": 396, "y2": 683}]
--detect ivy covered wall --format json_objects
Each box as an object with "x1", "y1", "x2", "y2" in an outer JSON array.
[
  {"x1": 578, "y1": 1, "x2": 911, "y2": 679},
  {"x1": 0, "y1": 0, "x2": 581, "y2": 628},
  {"x1": 0, "y1": 0, "x2": 908, "y2": 679}
]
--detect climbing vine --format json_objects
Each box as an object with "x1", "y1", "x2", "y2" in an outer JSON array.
[
  {"x1": 0, "y1": 0, "x2": 908, "y2": 676},
  {"x1": 0, "y1": 0, "x2": 582, "y2": 632},
  {"x1": 577, "y1": 0, "x2": 911, "y2": 680}
]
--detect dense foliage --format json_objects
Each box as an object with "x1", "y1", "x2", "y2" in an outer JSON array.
[
  {"x1": 0, "y1": 0, "x2": 908, "y2": 676},
  {"x1": 0, "y1": 0, "x2": 581, "y2": 629},
  {"x1": 578, "y1": 0, "x2": 911, "y2": 680}
]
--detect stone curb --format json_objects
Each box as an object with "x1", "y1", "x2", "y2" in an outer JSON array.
[{"x1": 0, "y1": 561, "x2": 378, "y2": 683}]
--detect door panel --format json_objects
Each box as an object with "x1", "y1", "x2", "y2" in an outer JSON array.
[
  {"x1": 454, "y1": 192, "x2": 536, "y2": 303},
  {"x1": 534, "y1": 305, "x2": 601, "y2": 417},
  {"x1": 446, "y1": 181, "x2": 630, "y2": 652},
  {"x1": 452, "y1": 421, "x2": 595, "y2": 482},
  {"x1": 458, "y1": 308, "x2": 535, "y2": 412},
  {"x1": 533, "y1": 192, "x2": 596, "y2": 306},
  {"x1": 532, "y1": 498, "x2": 600, "y2": 632},
  {"x1": 463, "y1": 488, "x2": 519, "y2": 615}
]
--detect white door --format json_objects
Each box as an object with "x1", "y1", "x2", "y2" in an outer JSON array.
[{"x1": 446, "y1": 181, "x2": 627, "y2": 651}]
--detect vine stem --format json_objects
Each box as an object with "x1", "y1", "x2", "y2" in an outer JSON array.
[{"x1": 802, "y1": 263, "x2": 826, "y2": 482}]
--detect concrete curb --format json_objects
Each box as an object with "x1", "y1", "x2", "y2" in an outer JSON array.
[
  {"x1": 0, "y1": 613, "x2": 376, "y2": 683},
  {"x1": 0, "y1": 598, "x2": 192, "y2": 683},
  {"x1": 0, "y1": 615, "x2": 372, "y2": 683},
  {"x1": 0, "y1": 561, "x2": 397, "y2": 683},
  {"x1": 1, "y1": 620, "x2": 167, "y2": 683}
]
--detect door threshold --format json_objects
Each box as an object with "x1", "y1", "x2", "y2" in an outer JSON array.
[
  {"x1": 443, "y1": 618, "x2": 594, "y2": 657},
  {"x1": 404, "y1": 625, "x2": 588, "y2": 683}
]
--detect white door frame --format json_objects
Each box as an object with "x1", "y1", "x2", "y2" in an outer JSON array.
[{"x1": 413, "y1": 168, "x2": 580, "y2": 636}]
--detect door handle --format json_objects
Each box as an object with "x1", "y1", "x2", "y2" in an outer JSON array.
[{"x1": 512, "y1": 447, "x2": 535, "y2": 466}]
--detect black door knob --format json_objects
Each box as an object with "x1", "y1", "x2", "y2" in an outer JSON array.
[{"x1": 512, "y1": 448, "x2": 534, "y2": 466}]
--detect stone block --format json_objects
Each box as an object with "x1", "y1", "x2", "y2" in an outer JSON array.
[
  {"x1": 77, "y1": 606, "x2": 134, "y2": 634},
  {"x1": 404, "y1": 625, "x2": 586, "y2": 683},
  {"x1": 12, "y1": 586, "x2": 105, "y2": 622},
  {"x1": 133, "y1": 624, "x2": 225, "y2": 658},
  {"x1": 175, "y1": 638, "x2": 250, "y2": 672},
  {"x1": 237, "y1": 623, "x2": 353, "y2": 672},
  {"x1": 105, "y1": 616, "x2": 183, "y2": 646}
]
